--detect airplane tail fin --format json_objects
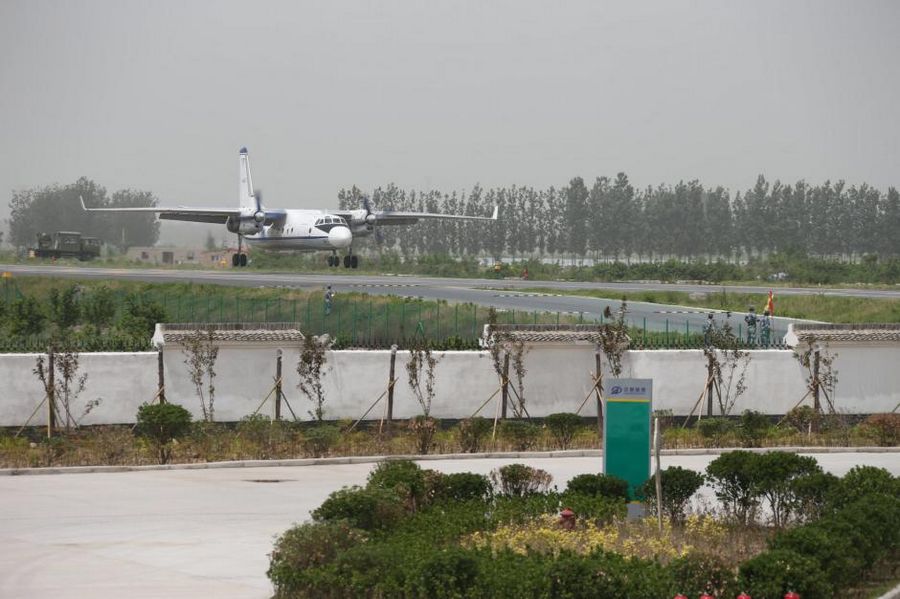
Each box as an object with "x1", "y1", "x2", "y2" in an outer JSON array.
[{"x1": 238, "y1": 147, "x2": 258, "y2": 212}]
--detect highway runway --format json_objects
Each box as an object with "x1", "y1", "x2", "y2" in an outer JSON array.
[{"x1": 4, "y1": 263, "x2": 891, "y2": 333}]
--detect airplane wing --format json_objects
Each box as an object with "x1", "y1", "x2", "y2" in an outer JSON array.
[
  {"x1": 334, "y1": 205, "x2": 498, "y2": 227},
  {"x1": 79, "y1": 196, "x2": 287, "y2": 225}
]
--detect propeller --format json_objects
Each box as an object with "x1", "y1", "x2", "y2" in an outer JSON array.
[
  {"x1": 362, "y1": 195, "x2": 377, "y2": 225},
  {"x1": 362, "y1": 195, "x2": 384, "y2": 246},
  {"x1": 253, "y1": 190, "x2": 265, "y2": 223}
]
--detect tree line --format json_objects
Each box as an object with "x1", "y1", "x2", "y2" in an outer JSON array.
[
  {"x1": 339, "y1": 174, "x2": 900, "y2": 261},
  {"x1": 7, "y1": 177, "x2": 160, "y2": 251}
]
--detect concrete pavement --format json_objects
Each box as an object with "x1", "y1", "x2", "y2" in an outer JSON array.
[{"x1": 1, "y1": 452, "x2": 897, "y2": 599}]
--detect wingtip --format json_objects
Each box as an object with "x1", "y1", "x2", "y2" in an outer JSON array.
[
  {"x1": 79, "y1": 195, "x2": 87, "y2": 211},
  {"x1": 492, "y1": 205, "x2": 499, "y2": 220}
]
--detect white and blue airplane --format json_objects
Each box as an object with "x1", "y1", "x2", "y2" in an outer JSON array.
[{"x1": 81, "y1": 147, "x2": 498, "y2": 268}]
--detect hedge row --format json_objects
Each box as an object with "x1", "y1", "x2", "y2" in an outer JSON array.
[{"x1": 269, "y1": 458, "x2": 900, "y2": 599}]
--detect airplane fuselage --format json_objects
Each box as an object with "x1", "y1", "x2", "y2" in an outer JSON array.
[{"x1": 243, "y1": 208, "x2": 369, "y2": 252}]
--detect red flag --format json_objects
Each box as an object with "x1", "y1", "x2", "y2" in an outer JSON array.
[{"x1": 766, "y1": 290, "x2": 775, "y2": 316}]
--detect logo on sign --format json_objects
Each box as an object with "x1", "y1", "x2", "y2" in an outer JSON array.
[{"x1": 610, "y1": 386, "x2": 622, "y2": 395}]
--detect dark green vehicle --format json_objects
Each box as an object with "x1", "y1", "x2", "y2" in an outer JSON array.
[{"x1": 33, "y1": 231, "x2": 101, "y2": 260}]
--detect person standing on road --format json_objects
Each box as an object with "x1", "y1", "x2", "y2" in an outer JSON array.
[
  {"x1": 324, "y1": 285, "x2": 334, "y2": 316},
  {"x1": 702, "y1": 312, "x2": 716, "y2": 346}
]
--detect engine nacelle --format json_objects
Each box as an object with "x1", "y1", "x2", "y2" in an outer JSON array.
[{"x1": 226, "y1": 216, "x2": 262, "y2": 235}]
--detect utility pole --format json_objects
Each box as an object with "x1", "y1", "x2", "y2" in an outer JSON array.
[{"x1": 275, "y1": 350, "x2": 283, "y2": 421}]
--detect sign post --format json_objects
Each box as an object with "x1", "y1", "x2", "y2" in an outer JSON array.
[{"x1": 603, "y1": 378, "x2": 652, "y2": 500}]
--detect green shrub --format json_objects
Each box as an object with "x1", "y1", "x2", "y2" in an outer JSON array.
[
  {"x1": 500, "y1": 419, "x2": 540, "y2": 451},
  {"x1": 750, "y1": 451, "x2": 821, "y2": 527},
  {"x1": 433, "y1": 472, "x2": 492, "y2": 502},
  {"x1": 457, "y1": 417, "x2": 492, "y2": 453},
  {"x1": 557, "y1": 493, "x2": 627, "y2": 525},
  {"x1": 738, "y1": 549, "x2": 833, "y2": 599},
  {"x1": 367, "y1": 459, "x2": 427, "y2": 508},
  {"x1": 784, "y1": 405, "x2": 819, "y2": 433},
  {"x1": 268, "y1": 521, "x2": 367, "y2": 594},
  {"x1": 543, "y1": 412, "x2": 582, "y2": 449},
  {"x1": 705, "y1": 450, "x2": 760, "y2": 525},
  {"x1": 410, "y1": 547, "x2": 480, "y2": 598},
  {"x1": 302, "y1": 424, "x2": 339, "y2": 458},
  {"x1": 790, "y1": 471, "x2": 839, "y2": 522},
  {"x1": 738, "y1": 410, "x2": 771, "y2": 447},
  {"x1": 640, "y1": 466, "x2": 704, "y2": 525},
  {"x1": 312, "y1": 486, "x2": 405, "y2": 531},
  {"x1": 565, "y1": 473, "x2": 629, "y2": 502},
  {"x1": 135, "y1": 402, "x2": 192, "y2": 464},
  {"x1": 697, "y1": 417, "x2": 735, "y2": 446},
  {"x1": 490, "y1": 463, "x2": 553, "y2": 497},
  {"x1": 668, "y1": 553, "x2": 739, "y2": 599},
  {"x1": 829, "y1": 465, "x2": 899, "y2": 510},
  {"x1": 769, "y1": 524, "x2": 862, "y2": 589}
]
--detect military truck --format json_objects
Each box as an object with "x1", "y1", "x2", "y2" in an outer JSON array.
[{"x1": 32, "y1": 231, "x2": 101, "y2": 261}]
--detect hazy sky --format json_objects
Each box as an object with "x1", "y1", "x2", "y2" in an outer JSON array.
[{"x1": 1, "y1": 1, "x2": 898, "y2": 242}]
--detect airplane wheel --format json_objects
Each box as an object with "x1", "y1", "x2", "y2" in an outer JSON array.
[
  {"x1": 239, "y1": 253, "x2": 248, "y2": 267},
  {"x1": 232, "y1": 253, "x2": 240, "y2": 267},
  {"x1": 343, "y1": 255, "x2": 351, "y2": 268},
  {"x1": 350, "y1": 255, "x2": 359, "y2": 269}
]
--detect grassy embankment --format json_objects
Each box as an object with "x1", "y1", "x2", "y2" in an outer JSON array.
[{"x1": 515, "y1": 286, "x2": 900, "y2": 323}]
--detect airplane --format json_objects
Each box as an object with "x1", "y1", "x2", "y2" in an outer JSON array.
[{"x1": 81, "y1": 147, "x2": 498, "y2": 268}]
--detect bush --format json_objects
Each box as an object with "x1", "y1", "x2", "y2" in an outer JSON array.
[
  {"x1": 769, "y1": 524, "x2": 863, "y2": 589},
  {"x1": 268, "y1": 521, "x2": 368, "y2": 594},
  {"x1": 135, "y1": 402, "x2": 192, "y2": 464},
  {"x1": 543, "y1": 412, "x2": 582, "y2": 449},
  {"x1": 408, "y1": 415, "x2": 438, "y2": 454},
  {"x1": 861, "y1": 413, "x2": 900, "y2": 446},
  {"x1": 784, "y1": 405, "x2": 819, "y2": 433},
  {"x1": 697, "y1": 417, "x2": 735, "y2": 446},
  {"x1": 557, "y1": 492, "x2": 627, "y2": 525},
  {"x1": 705, "y1": 450, "x2": 760, "y2": 525},
  {"x1": 490, "y1": 464, "x2": 553, "y2": 497},
  {"x1": 790, "y1": 471, "x2": 839, "y2": 522},
  {"x1": 367, "y1": 459, "x2": 427, "y2": 509},
  {"x1": 457, "y1": 417, "x2": 492, "y2": 453},
  {"x1": 312, "y1": 486, "x2": 405, "y2": 531},
  {"x1": 302, "y1": 424, "x2": 339, "y2": 458},
  {"x1": 433, "y1": 472, "x2": 492, "y2": 502},
  {"x1": 640, "y1": 466, "x2": 704, "y2": 525},
  {"x1": 750, "y1": 451, "x2": 821, "y2": 527},
  {"x1": 565, "y1": 473, "x2": 629, "y2": 502},
  {"x1": 738, "y1": 549, "x2": 833, "y2": 599},
  {"x1": 668, "y1": 553, "x2": 739, "y2": 599},
  {"x1": 410, "y1": 547, "x2": 480, "y2": 598},
  {"x1": 500, "y1": 419, "x2": 540, "y2": 451},
  {"x1": 738, "y1": 410, "x2": 771, "y2": 447},
  {"x1": 829, "y1": 465, "x2": 899, "y2": 510}
]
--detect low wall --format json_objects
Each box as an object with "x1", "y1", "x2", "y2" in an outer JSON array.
[{"x1": 1, "y1": 344, "x2": 898, "y2": 426}]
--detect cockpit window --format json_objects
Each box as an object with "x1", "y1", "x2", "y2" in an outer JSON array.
[{"x1": 315, "y1": 215, "x2": 346, "y2": 227}]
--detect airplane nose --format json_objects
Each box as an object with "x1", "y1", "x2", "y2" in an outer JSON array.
[{"x1": 328, "y1": 226, "x2": 352, "y2": 248}]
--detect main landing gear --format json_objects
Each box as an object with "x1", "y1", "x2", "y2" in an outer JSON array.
[
  {"x1": 232, "y1": 234, "x2": 248, "y2": 267},
  {"x1": 327, "y1": 251, "x2": 359, "y2": 269}
]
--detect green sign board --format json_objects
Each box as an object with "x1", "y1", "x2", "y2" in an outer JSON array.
[{"x1": 603, "y1": 378, "x2": 652, "y2": 499}]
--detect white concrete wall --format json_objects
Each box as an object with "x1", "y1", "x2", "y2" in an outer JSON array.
[
  {"x1": 2, "y1": 344, "x2": 898, "y2": 426},
  {"x1": 0, "y1": 352, "x2": 158, "y2": 427}
]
